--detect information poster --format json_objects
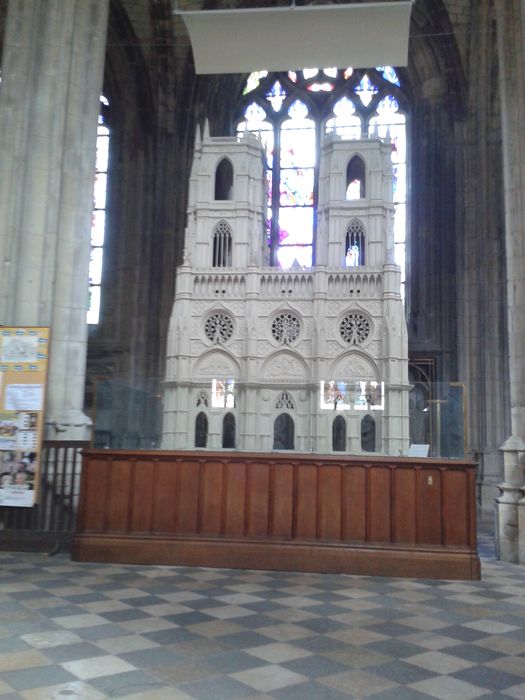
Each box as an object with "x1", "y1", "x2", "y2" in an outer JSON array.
[{"x1": 0, "y1": 327, "x2": 49, "y2": 507}]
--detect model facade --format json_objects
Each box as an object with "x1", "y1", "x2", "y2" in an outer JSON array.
[{"x1": 163, "y1": 129, "x2": 410, "y2": 454}]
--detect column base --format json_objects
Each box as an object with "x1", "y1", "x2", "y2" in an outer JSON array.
[{"x1": 45, "y1": 409, "x2": 92, "y2": 441}]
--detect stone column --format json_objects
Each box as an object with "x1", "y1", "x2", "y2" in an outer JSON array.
[
  {"x1": 494, "y1": 1, "x2": 525, "y2": 563},
  {"x1": 0, "y1": 0, "x2": 109, "y2": 439}
]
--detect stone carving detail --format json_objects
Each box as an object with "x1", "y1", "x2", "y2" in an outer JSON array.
[
  {"x1": 340, "y1": 312, "x2": 371, "y2": 345},
  {"x1": 196, "y1": 354, "x2": 235, "y2": 377},
  {"x1": 265, "y1": 354, "x2": 306, "y2": 379},
  {"x1": 333, "y1": 354, "x2": 376, "y2": 381},
  {"x1": 204, "y1": 313, "x2": 234, "y2": 344},
  {"x1": 271, "y1": 313, "x2": 301, "y2": 345}
]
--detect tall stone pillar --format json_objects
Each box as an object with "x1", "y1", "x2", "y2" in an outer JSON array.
[
  {"x1": 0, "y1": 0, "x2": 109, "y2": 439},
  {"x1": 494, "y1": 1, "x2": 525, "y2": 563}
]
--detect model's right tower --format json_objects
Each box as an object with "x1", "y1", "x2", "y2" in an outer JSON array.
[{"x1": 316, "y1": 134, "x2": 409, "y2": 454}]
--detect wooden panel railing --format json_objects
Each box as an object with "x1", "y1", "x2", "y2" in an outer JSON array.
[{"x1": 73, "y1": 450, "x2": 480, "y2": 580}]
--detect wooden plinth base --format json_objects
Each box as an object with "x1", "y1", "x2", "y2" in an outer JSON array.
[{"x1": 72, "y1": 534, "x2": 481, "y2": 581}]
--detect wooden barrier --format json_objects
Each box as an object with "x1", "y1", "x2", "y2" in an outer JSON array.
[{"x1": 72, "y1": 450, "x2": 480, "y2": 580}]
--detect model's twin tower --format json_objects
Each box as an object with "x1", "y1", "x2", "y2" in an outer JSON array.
[{"x1": 163, "y1": 129, "x2": 410, "y2": 454}]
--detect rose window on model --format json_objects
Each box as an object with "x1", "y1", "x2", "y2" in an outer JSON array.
[
  {"x1": 204, "y1": 313, "x2": 234, "y2": 344},
  {"x1": 340, "y1": 312, "x2": 371, "y2": 345},
  {"x1": 271, "y1": 313, "x2": 301, "y2": 345}
]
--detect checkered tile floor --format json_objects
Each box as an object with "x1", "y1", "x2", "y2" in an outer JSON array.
[{"x1": 0, "y1": 530, "x2": 524, "y2": 699}]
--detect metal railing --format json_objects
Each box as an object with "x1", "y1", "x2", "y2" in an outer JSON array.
[{"x1": 0, "y1": 441, "x2": 88, "y2": 550}]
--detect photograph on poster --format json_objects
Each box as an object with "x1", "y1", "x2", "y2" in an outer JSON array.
[{"x1": 0, "y1": 449, "x2": 37, "y2": 505}]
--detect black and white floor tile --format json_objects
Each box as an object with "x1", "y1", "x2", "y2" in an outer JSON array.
[{"x1": 0, "y1": 527, "x2": 524, "y2": 699}]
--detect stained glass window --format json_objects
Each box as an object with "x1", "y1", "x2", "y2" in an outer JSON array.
[
  {"x1": 237, "y1": 67, "x2": 407, "y2": 275},
  {"x1": 88, "y1": 96, "x2": 110, "y2": 325}
]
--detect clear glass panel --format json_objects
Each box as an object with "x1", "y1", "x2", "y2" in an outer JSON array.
[
  {"x1": 303, "y1": 68, "x2": 318, "y2": 79},
  {"x1": 325, "y1": 97, "x2": 362, "y2": 139},
  {"x1": 393, "y1": 163, "x2": 406, "y2": 203},
  {"x1": 376, "y1": 65, "x2": 400, "y2": 86},
  {"x1": 277, "y1": 244, "x2": 312, "y2": 269},
  {"x1": 87, "y1": 286, "x2": 100, "y2": 324},
  {"x1": 280, "y1": 103, "x2": 315, "y2": 168},
  {"x1": 308, "y1": 82, "x2": 334, "y2": 92},
  {"x1": 355, "y1": 74, "x2": 378, "y2": 106},
  {"x1": 239, "y1": 103, "x2": 271, "y2": 131},
  {"x1": 393, "y1": 203, "x2": 406, "y2": 243},
  {"x1": 243, "y1": 70, "x2": 268, "y2": 94},
  {"x1": 278, "y1": 207, "x2": 314, "y2": 246},
  {"x1": 319, "y1": 380, "x2": 384, "y2": 411},
  {"x1": 91, "y1": 209, "x2": 106, "y2": 247},
  {"x1": 395, "y1": 243, "x2": 405, "y2": 278},
  {"x1": 266, "y1": 81, "x2": 286, "y2": 112},
  {"x1": 238, "y1": 107, "x2": 274, "y2": 167},
  {"x1": 89, "y1": 247, "x2": 103, "y2": 285},
  {"x1": 93, "y1": 173, "x2": 107, "y2": 209},
  {"x1": 266, "y1": 170, "x2": 273, "y2": 207},
  {"x1": 280, "y1": 168, "x2": 314, "y2": 207},
  {"x1": 96, "y1": 134, "x2": 109, "y2": 171}
]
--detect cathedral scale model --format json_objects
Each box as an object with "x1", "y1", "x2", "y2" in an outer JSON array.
[{"x1": 163, "y1": 125, "x2": 410, "y2": 454}]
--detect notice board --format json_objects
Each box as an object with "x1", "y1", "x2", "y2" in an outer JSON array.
[{"x1": 0, "y1": 327, "x2": 49, "y2": 507}]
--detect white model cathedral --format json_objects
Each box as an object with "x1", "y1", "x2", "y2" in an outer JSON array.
[{"x1": 163, "y1": 127, "x2": 410, "y2": 454}]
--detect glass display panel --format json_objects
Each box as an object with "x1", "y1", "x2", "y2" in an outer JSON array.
[
  {"x1": 211, "y1": 379, "x2": 235, "y2": 409},
  {"x1": 320, "y1": 381, "x2": 384, "y2": 411}
]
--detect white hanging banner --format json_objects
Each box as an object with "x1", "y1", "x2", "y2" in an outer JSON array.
[{"x1": 178, "y1": 2, "x2": 413, "y2": 75}]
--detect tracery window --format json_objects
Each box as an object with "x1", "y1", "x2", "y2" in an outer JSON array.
[
  {"x1": 276, "y1": 391, "x2": 295, "y2": 410},
  {"x1": 345, "y1": 219, "x2": 365, "y2": 267},
  {"x1": 196, "y1": 391, "x2": 209, "y2": 407},
  {"x1": 271, "y1": 313, "x2": 301, "y2": 345},
  {"x1": 88, "y1": 95, "x2": 110, "y2": 324},
  {"x1": 204, "y1": 312, "x2": 234, "y2": 344},
  {"x1": 237, "y1": 66, "x2": 407, "y2": 280},
  {"x1": 212, "y1": 220, "x2": 232, "y2": 267},
  {"x1": 340, "y1": 312, "x2": 371, "y2": 345}
]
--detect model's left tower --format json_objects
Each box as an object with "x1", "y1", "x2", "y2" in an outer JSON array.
[{"x1": 163, "y1": 130, "x2": 265, "y2": 449}]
